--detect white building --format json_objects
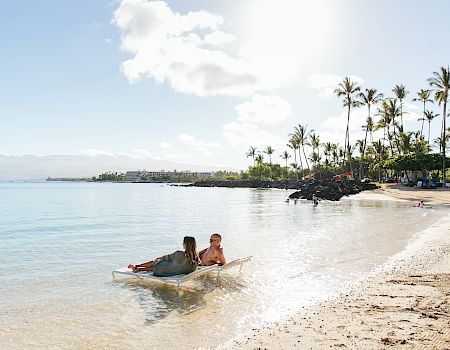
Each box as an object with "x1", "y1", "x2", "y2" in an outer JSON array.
[{"x1": 124, "y1": 170, "x2": 214, "y2": 182}]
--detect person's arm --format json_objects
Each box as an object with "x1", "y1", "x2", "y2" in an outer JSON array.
[
  {"x1": 218, "y1": 249, "x2": 226, "y2": 266},
  {"x1": 198, "y1": 248, "x2": 207, "y2": 256}
]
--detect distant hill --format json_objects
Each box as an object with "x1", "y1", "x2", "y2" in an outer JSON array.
[{"x1": 0, "y1": 154, "x2": 234, "y2": 181}]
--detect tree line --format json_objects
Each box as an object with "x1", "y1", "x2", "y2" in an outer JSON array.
[{"x1": 244, "y1": 66, "x2": 450, "y2": 186}]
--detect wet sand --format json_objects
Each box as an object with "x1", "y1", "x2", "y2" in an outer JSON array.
[{"x1": 228, "y1": 189, "x2": 450, "y2": 350}]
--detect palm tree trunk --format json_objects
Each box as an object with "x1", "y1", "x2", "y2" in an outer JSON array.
[
  {"x1": 400, "y1": 99, "x2": 404, "y2": 130},
  {"x1": 360, "y1": 129, "x2": 368, "y2": 180},
  {"x1": 298, "y1": 148, "x2": 303, "y2": 176},
  {"x1": 421, "y1": 101, "x2": 425, "y2": 137},
  {"x1": 428, "y1": 120, "x2": 431, "y2": 145},
  {"x1": 269, "y1": 156, "x2": 272, "y2": 180},
  {"x1": 302, "y1": 146, "x2": 310, "y2": 172},
  {"x1": 442, "y1": 101, "x2": 447, "y2": 188},
  {"x1": 292, "y1": 151, "x2": 298, "y2": 181},
  {"x1": 360, "y1": 105, "x2": 370, "y2": 180},
  {"x1": 285, "y1": 159, "x2": 288, "y2": 180},
  {"x1": 345, "y1": 104, "x2": 353, "y2": 177}
]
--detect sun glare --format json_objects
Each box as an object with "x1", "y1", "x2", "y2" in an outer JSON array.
[{"x1": 240, "y1": 0, "x2": 333, "y2": 76}]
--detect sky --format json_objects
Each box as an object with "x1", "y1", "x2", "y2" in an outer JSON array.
[{"x1": 0, "y1": 0, "x2": 449, "y2": 169}]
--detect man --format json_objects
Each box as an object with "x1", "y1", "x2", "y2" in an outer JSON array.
[{"x1": 199, "y1": 233, "x2": 226, "y2": 266}]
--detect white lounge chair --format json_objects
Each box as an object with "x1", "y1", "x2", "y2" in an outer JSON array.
[
  {"x1": 112, "y1": 256, "x2": 252, "y2": 291},
  {"x1": 215, "y1": 256, "x2": 252, "y2": 280}
]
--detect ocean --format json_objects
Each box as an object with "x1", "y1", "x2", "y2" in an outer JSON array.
[{"x1": 0, "y1": 182, "x2": 446, "y2": 349}]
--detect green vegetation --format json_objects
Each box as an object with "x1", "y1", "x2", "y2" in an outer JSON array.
[
  {"x1": 92, "y1": 172, "x2": 126, "y2": 182},
  {"x1": 240, "y1": 66, "x2": 450, "y2": 184}
]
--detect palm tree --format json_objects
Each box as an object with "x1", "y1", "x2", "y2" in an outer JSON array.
[
  {"x1": 290, "y1": 162, "x2": 299, "y2": 180},
  {"x1": 398, "y1": 131, "x2": 413, "y2": 155},
  {"x1": 334, "y1": 77, "x2": 361, "y2": 178},
  {"x1": 428, "y1": 66, "x2": 450, "y2": 188},
  {"x1": 371, "y1": 140, "x2": 385, "y2": 182},
  {"x1": 434, "y1": 133, "x2": 450, "y2": 153},
  {"x1": 424, "y1": 110, "x2": 439, "y2": 145},
  {"x1": 356, "y1": 139, "x2": 365, "y2": 178},
  {"x1": 376, "y1": 100, "x2": 392, "y2": 155},
  {"x1": 287, "y1": 136, "x2": 299, "y2": 173},
  {"x1": 293, "y1": 124, "x2": 313, "y2": 173},
  {"x1": 386, "y1": 99, "x2": 402, "y2": 153},
  {"x1": 331, "y1": 143, "x2": 338, "y2": 165},
  {"x1": 413, "y1": 89, "x2": 433, "y2": 137},
  {"x1": 393, "y1": 84, "x2": 408, "y2": 129},
  {"x1": 387, "y1": 99, "x2": 401, "y2": 136},
  {"x1": 246, "y1": 146, "x2": 257, "y2": 167},
  {"x1": 263, "y1": 146, "x2": 275, "y2": 180},
  {"x1": 309, "y1": 152, "x2": 321, "y2": 178},
  {"x1": 255, "y1": 153, "x2": 264, "y2": 180},
  {"x1": 358, "y1": 88, "x2": 383, "y2": 180},
  {"x1": 309, "y1": 133, "x2": 320, "y2": 155},
  {"x1": 323, "y1": 141, "x2": 332, "y2": 166},
  {"x1": 281, "y1": 151, "x2": 291, "y2": 179}
]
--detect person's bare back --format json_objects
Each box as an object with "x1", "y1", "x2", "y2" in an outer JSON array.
[{"x1": 199, "y1": 234, "x2": 226, "y2": 266}]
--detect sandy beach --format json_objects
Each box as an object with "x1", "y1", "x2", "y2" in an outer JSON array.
[{"x1": 229, "y1": 188, "x2": 450, "y2": 350}]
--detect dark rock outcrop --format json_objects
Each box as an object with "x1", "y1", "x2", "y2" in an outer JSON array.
[{"x1": 190, "y1": 179, "x2": 379, "y2": 201}]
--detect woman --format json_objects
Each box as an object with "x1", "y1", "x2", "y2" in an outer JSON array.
[{"x1": 128, "y1": 236, "x2": 199, "y2": 277}]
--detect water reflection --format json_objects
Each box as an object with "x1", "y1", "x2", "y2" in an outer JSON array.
[{"x1": 113, "y1": 271, "x2": 249, "y2": 324}]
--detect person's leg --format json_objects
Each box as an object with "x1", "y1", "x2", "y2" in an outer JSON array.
[{"x1": 128, "y1": 260, "x2": 155, "y2": 272}]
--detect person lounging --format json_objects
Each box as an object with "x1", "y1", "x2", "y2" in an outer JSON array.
[
  {"x1": 199, "y1": 233, "x2": 226, "y2": 266},
  {"x1": 127, "y1": 236, "x2": 199, "y2": 277}
]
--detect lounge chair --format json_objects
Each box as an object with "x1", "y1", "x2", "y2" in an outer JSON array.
[{"x1": 112, "y1": 256, "x2": 252, "y2": 291}]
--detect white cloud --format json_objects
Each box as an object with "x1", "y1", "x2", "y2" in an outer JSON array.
[
  {"x1": 112, "y1": 0, "x2": 335, "y2": 96},
  {"x1": 222, "y1": 121, "x2": 285, "y2": 150},
  {"x1": 80, "y1": 147, "x2": 157, "y2": 160},
  {"x1": 177, "y1": 133, "x2": 222, "y2": 156},
  {"x1": 319, "y1": 106, "x2": 380, "y2": 150},
  {"x1": 80, "y1": 148, "x2": 115, "y2": 157},
  {"x1": 222, "y1": 94, "x2": 291, "y2": 156},
  {"x1": 159, "y1": 141, "x2": 172, "y2": 149},
  {"x1": 402, "y1": 101, "x2": 422, "y2": 123},
  {"x1": 178, "y1": 133, "x2": 196, "y2": 143},
  {"x1": 235, "y1": 94, "x2": 292, "y2": 125},
  {"x1": 203, "y1": 30, "x2": 236, "y2": 46},
  {"x1": 130, "y1": 147, "x2": 153, "y2": 159},
  {"x1": 308, "y1": 73, "x2": 364, "y2": 98},
  {"x1": 112, "y1": 0, "x2": 259, "y2": 96}
]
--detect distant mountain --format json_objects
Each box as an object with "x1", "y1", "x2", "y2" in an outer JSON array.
[{"x1": 0, "y1": 154, "x2": 234, "y2": 181}]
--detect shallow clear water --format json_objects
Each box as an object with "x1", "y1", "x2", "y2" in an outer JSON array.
[{"x1": 0, "y1": 182, "x2": 446, "y2": 349}]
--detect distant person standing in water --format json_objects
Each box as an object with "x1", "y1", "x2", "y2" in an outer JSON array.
[
  {"x1": 128, "y1": 236, "x2": 199, "y2": 277},
  {"x1": 199, "y1": 233, "x2": 226, "y2": 266},
  {"x1": 312, "y1": 194, "x2": 319, "y2": 206}
]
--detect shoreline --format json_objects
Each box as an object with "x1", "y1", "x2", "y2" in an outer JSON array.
[
  {"x1": 377, "y1": 184, "x2": 450, "y2": 207},
  {"x1": 228, "y1": 190, "x2": 450, "y2": 349}
]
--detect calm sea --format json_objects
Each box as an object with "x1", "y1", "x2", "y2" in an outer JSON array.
[{"x1": 0, "y1": 182, "x2": 446, "y2": 349}]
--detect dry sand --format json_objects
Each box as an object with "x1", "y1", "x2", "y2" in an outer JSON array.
[
  {"x1": 378, "y1": 184, "x2": 450, "y2": 207},
  {"x1": 227, "y1": 188, "x2": 450, "y2": 350}
]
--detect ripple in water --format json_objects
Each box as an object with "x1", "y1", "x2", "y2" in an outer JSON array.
[{"x1": 0, "y1": 182, "x2": 445, "y2": 349}]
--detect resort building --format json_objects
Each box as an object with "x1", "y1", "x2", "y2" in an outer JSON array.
[{"x1": 124, "y1": 170, "x2": 214, "y2": 182}]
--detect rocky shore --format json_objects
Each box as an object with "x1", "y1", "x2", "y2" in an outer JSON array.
[{"x1": 186, "y1": 179, "x2": 379, "y2": 201}]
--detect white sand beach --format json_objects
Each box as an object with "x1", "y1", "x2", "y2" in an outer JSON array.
[{"x1": 229, "y1": 189, "x2": 450, "y2": 349}]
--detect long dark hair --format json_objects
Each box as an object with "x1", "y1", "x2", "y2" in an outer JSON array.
[{"x1": 183, "y1": 236, "x2": 199, "y2": 267}]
